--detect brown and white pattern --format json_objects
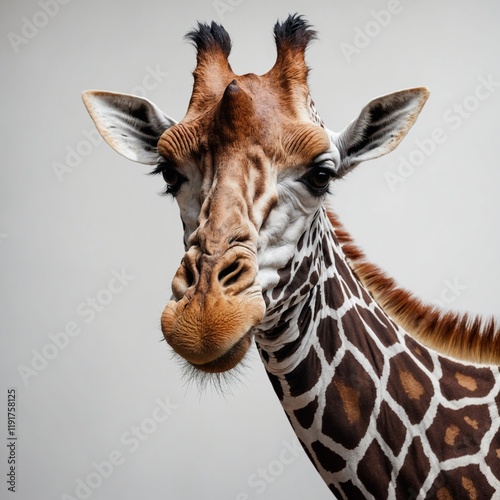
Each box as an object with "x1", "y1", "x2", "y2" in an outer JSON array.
[
  {"x1": 255, "y1": 207, "x2": 500, "y2": 498},
  {"x1": 82, "y1": 14, "x2": 500, "y2": 499}
]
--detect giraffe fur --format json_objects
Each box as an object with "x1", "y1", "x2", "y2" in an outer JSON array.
[
  {"x1": 82, "y1": 13, "x2": 500, "y2": 498},
  {"x1": 255, "y1": 207, "x2": 500, "y2": 497}
]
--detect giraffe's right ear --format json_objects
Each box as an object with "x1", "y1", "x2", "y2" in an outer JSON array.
[{"x1": 82, "y1": 90, "x2": 177, "y2": 165}]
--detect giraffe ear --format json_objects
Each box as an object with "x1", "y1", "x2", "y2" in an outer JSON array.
[
  {"x1": 331, "y1": 87, "x2": 429, "y2": 175},
  {"x1": 82, "y1": 90, "x2": 177, "y2": 165}
]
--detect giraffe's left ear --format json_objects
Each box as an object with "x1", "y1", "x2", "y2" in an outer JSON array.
[{"x1": 331, "y1": 87, "x2": 429, "y2": 175}]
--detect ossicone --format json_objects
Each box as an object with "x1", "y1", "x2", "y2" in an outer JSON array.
[{"x1": 268, "y1": 14, "x2": 317, "y2": 86}]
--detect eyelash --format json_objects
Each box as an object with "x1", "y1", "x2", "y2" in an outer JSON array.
[
  {"x1": 150, "y1": 160, "x2": 336, "y2": 198},
  {"x1": 150, "y1": 163, "x2": 187, "y2": 197}
]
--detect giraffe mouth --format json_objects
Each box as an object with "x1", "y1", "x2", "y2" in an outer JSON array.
[
  {"x1": 188, "y1": 335, "x2": 253, "y2": 373},
  {"x1": 161, "y1": 291, "x2": 265, "y2": 373}
]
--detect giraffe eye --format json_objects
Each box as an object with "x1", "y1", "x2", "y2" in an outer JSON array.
[
  {"x1": 299, "y1": 166, "x2": 334, "y2": 195},
  {"x1": 162, "y1": 167, "x2": 187, "y2": 195},
  {"x1": 150, "y1": 162, "x2": 187, "y2": 196},
  {"x1": 308, "y1": 169, "x2": 331, "y2": 188},
  {"x1": 162, "y1": 168, "x2": 179, "y2": 186}
]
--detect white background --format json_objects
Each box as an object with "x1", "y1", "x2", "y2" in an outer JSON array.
[{"x1": 1, "y1": 1, "x2": 499, "y2": 499}]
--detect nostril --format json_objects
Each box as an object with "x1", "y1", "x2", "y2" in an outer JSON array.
[
  {"x1": 185, "y1": 266, "x2": 195, "y2": 288},
  {"x1": 218, "y1": 261, "x2": 243, "y2": 288},
  {"x1": 172, "y1": 258, "x2": 197, "y2": 300}
]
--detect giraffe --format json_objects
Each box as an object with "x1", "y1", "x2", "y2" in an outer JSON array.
[{"x1": 82, "y1": 15, "x2": 500, "y2": 498}]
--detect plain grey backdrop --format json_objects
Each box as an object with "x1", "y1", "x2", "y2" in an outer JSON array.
[{"x1": 1, "y1": 0, "x2": 500, "y2": 499}]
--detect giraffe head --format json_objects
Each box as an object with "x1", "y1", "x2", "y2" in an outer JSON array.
[{"x1": 82, "y1": 15, "x2": 429, "y2": 374}]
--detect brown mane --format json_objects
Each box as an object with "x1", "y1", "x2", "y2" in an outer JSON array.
[{"x1": 326, "y1": 210, "x2": 500, "y2": 365}]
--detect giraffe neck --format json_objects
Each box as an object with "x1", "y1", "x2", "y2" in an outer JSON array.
[{"x1": 254, "y1": 207, "x2": 500, "y2": 498}]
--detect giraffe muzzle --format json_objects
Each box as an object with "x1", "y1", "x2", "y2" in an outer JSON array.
[{"x1": 161, "y1": 247, "x2": 266, "y2": 372}]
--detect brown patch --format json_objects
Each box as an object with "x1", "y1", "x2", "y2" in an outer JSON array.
[
  {"x1": 297, "y1": 295, "x2": 314, "y2": 334},
  {"x1": 377, "y1": 401, "x2": 407, "y2": 456},
  {"x1": 285, "y1": 346, "x2": 321, "y2": 397},
  {"x1": 461, "y1": 476, "x2": 478, "y2": 500},
  {"x1": 444, "y1": 424, "x2": 461, "y2": 446},
  {"x1": 271, "y1": 259, "x2": 293, "y2": 301},
  {"x1": 289, "y1": 251, "x2": 314, "y2": 292},
  {"x1": 430, "y1": 466, "x2": 495, "y2": 499},
  {"x1": 341, "y1": 306, "x2": 386, "y2": 378},
  {"x1": 374, "y1": 306, "x2": 400, "y2": 334},
  {"x1": 336, "y1": 480, "x2": 365, "y2": 498},
  {"x1": 404, "y1": 334, "x2": 435, "y2": 371},
  {"x1": 317, "y1": 315, "x2": 342, "y2": 365},
  {"x1": 464, "y1": 416, "x2": 479, "y2": 430},
  {"x1": 322, "y1": 233, "x2": 334, "y2": 268},
  {"x1": 310, "y1": 440, "x2": 346, "y2": 474},
  {"x1": 334, "y1": 380, "x2": 361, "y2": 424},
  {"x1": 293, "y1": 397, "x2": 319, "y2": 430},
  {"x1": 357, "y1": 305, "x2": 397, "y2": 350},
  {"x1": 388, "y1": 352, "x2": 434, "y2": 425},
  {"x1": 326, "y1": 210, "x2": 500, "y2": 365},
  {"x1": 334, "y1": 251, "x2": 361, "y2": 299},
  {"x1": 322, "y1": 351, "x2": 376, "y2": 450},
  {"x1": 440, "y1": 357, "x2": 496, "y2": 401},
  {"x1": 485, "y1": 432, "x2": 500, "y2": 482},
  {"x1": 436, "y1": 487, "x2": 453, "y2": 500},
  {"x1": 399, "y1": 370, "x2": 425, "y2": 400},
  {"x1": 394, "y1": 437, "x2": 430, "y2": 497},
  {"x1": 324, "y1": 274, "x2": 347, "y2": 310},
  {"x1": 426, "y1": 404, "x2": 490, "y2": 462},
  {"x1": 455, "y1": 372, "x2": 478, "y2": 391},
  {"x1": 436, "y1": 486, "x2": 453, "y2": 500},
  {"x1": 273, "y1": 335, "x2": 301, "y2": 363},
  {"x1": 357, "y1": 440, "x2": 392, "y2": 498}
]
